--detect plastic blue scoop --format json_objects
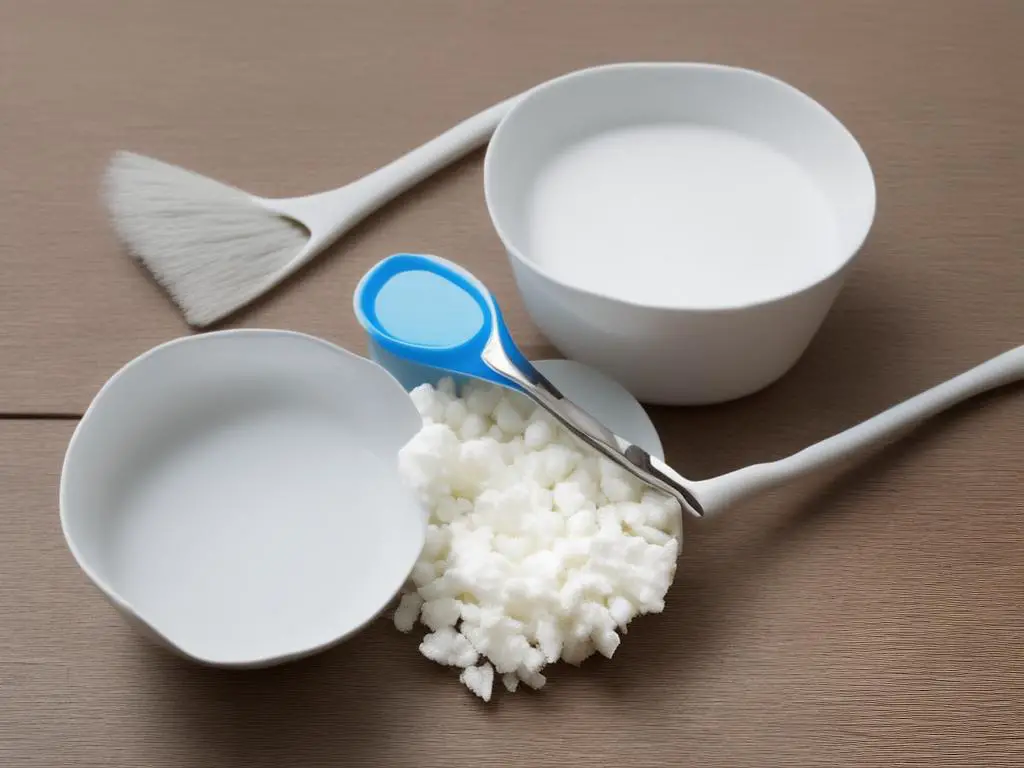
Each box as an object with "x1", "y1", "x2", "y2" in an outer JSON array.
[
  {"x1": 353, "y1": 252, "x2": 532, "y2": 391},
  {"x1": 353, "y1": 253, "x2": 705, "y2": 517}
]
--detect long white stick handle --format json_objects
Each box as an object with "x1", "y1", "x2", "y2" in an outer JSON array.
[
  {"x1": 332, "y1": 95, "x2": 520, "y2": 222},
  {"x1": 691, "y1": 345, "x2": 1024, "y2": 517},
  {"x1": 273, "y1": 94, "x2": 523, "y2": 252}
]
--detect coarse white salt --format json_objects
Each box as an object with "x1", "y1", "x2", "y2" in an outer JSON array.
[
  {"x1": 460, "y1": 663, "x2": 495, "y2": 702},
  {"x1": 394, "y1": 378, "x2": 682, "y2": 701},
  {"x1": 393, "y1": 592, "x2": 423, "y2": 634}
]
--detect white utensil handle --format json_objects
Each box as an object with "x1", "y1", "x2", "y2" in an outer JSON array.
[
  {"x1": 692, "y1": 345, "x2": 1024, "y2": 516},
  {"x1": 342, "y1": 95, "x2": 520, "y2": 218}
]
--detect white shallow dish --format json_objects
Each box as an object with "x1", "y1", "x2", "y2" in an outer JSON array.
[
  {"x1": 60, "y1": 330, "x2": 425, "y2": 668},
  {"x1": 485, "y1": 62, "x2": 876, "y2": 405},
  {"x1": 60, "y1": 330, "x2": 662, "y2": 668}
]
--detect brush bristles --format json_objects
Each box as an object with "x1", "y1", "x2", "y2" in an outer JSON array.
[{"x1": 103, "y1": 151, "x2": 309, "y2": 327}]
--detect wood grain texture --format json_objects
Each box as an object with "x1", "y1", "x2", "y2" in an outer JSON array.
[
  {"x1": 1, "y1": 1, "x2": 1023, "y2": 765},
  {"x1": 0, "y1": 0, "x2": 1021, "y2": 414},
  {"x1": 1, "y1": 409, "x2": 1022, "y2": 767}
]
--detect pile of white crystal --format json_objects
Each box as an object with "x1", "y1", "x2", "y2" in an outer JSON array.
[{"x1": 393, "y1": 377, "x2": 681, "y2": 701}]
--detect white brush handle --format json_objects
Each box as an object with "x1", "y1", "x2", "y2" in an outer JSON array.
[
  {"x1": 347, "y1": 95, "x2": 521, "y2": 213},
  {"x1": 690, "y1": 345, "x2": 1024, "y2": 517},
  {"x1": 271, "y1": 95, "x2": 522, "y2": 248}
]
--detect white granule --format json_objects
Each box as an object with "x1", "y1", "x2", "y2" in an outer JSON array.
[
  {"x1": 460, "y1": 663, "x2": 495, "y2": 702},
  {"x1": 394, "y1": 378, "x2": 682, "y2": 700}
]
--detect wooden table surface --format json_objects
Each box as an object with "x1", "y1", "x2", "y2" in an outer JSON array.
[{"x1": 1, "y1": 1, "x2": 1021, "y2": 766}]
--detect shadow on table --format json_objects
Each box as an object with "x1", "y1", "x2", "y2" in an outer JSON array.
[{"x1": 135, "y1": 616, "x2": 420, "y2": 766}]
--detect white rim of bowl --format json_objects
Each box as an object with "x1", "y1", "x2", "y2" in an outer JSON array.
[{"x1": 483, "y1": 61, "x2": 877, "y2": 314}]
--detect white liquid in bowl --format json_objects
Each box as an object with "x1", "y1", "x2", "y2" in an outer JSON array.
[{"x1": 526, "y1": 124, "x2": 842, "y2": 308}]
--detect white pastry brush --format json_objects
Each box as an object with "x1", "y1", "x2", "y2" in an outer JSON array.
[{"x1": 102, "y1": 95, "x2": 520, "y2": 327}]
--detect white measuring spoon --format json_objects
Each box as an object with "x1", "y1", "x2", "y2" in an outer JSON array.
[{"x1": 688, "y1": 344, "x2": 1023, "y2": 517}]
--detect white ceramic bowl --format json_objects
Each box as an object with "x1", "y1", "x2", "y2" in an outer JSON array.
[
  {"x1": 60, "y1": 330, "x2": 426, "y2": 668},
  {"x1": 484, "y1": 62, "x2": 876, "y2": 405}
]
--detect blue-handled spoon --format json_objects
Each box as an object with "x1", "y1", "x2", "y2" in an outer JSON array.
[{"x1": 353, "y1": 252, "x2": 705, "y2": 517}]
